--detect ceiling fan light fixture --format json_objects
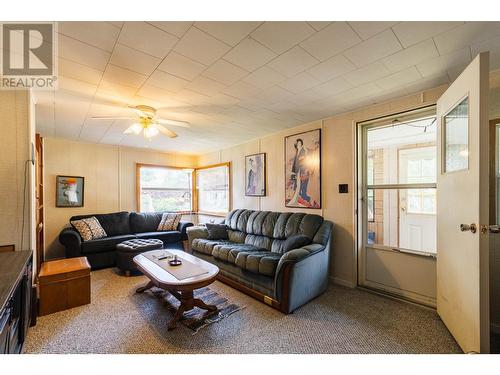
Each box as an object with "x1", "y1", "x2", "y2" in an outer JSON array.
[
  {"x1": 143, "y1": 125, "x2": 159, "y2": 139},
  {"x1": 125, "y1": 123, "x2": 143, "y2": 135}
]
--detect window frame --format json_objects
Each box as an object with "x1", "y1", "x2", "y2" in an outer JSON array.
[
  {"x1": 193, "y1": 162, "x2": 232, "y2": 216},
  {"x1": 136, "y1": 163, "x2": 194, "y2": 213}
]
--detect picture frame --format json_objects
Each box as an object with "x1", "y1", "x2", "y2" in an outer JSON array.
[
  {"x1": 56, "y1": 175, "x2": 85, "y2": 207},
  {"x1": 284, "y1": 129, "x2": 321, "y2": 209},
  {"x1": 245, "y1": 153, "x2": 266, "y2": 197}
]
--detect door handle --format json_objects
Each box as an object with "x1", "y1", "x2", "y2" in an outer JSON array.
[
  {"x1": 480, "y1": 225, "x2": 500, "y2": 234},
  {"x1": 460, "y1": 223, "x2": 477, "y2": 233}
]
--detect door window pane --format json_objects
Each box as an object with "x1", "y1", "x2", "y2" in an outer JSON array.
[
  {"x1": 366, "y1": 188, "x2": 436, "y2": 253},
  {"x1": 367, "y1": 117, "x2": 437, "y2": 184},
  {"x1": 444, "y1": 96, "x2": 469, "y2": 173}
]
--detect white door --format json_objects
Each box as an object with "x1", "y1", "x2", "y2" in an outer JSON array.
[
  {"x1": 436, "y1": 52, "x2": 490, "y2": 353},
  {"x1": 399, "y1": 147, "x2": 437, "y2": 253}
]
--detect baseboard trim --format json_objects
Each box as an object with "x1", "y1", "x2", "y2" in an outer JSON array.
[
  {"x1": 491, "y1": 322, "x2": 500, "y2": 334},
  {"x1": 330, "y1": 276, "x2": 356, "y2": 288}
]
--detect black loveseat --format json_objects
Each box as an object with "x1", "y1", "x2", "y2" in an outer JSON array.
[{"x1": 59, "y1": 211, "x2": 193, "y2": 269}]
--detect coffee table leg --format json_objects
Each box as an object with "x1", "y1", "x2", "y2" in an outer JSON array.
[
  {"x1": 193, "y1": 298, "x2": 218, "y2": 312},
  {"x1": 136, "y1": 281, "x2": 154, "y2": 293}
]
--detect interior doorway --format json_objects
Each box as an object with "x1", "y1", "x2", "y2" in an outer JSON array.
[{"x1": 358, "y1": 106, "x2": 438, "y2": 307}]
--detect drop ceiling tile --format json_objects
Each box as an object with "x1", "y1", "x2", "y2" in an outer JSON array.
[
  {"x1": 375, "y1": 66, "x2": 422, "y2": 90},
  {"x1": 102, "y1": 64, "x2": 148, "y2": 88},
  {"x1": 307, "y1": 22, "x2": 331, "y2": 31},
  {"x1": 137, "y1": 84, "x2": 179, "y2": 103},
  {"x1": 344, "y1": 29, "x2": 402, "y2": 67},
  {"x1": 268, "y1": 46, "x2": 319, "y2": 77},
  {"x1": 328, "y1": 82, "x2": 381, "y2": 105},
  {"x1": 221, "y1": 81, "x2": 261, "y2": 99},
  {"x1": 287, "y1": 89, "x2": 323, "y2": 105},
  {"x1": 58, "y1": 22, "x2": 120, "y2": 52},
  {"x1": 58, "y1": 34, "x2": 110, "y2": 71},
  {"x1": 95, "y1": 80, "x2": 137, "y2": 105},
  {"x1": 434, "y1": 21, "x2": 500, "y2": 55},
  {"x1": 343, "y1": 61, "x2": 390, "y2": 86},
  {"x1": 416, "y1": 47, "x2": 471, "y2": 77},
  {"x1": 348, "y1": 21, "x2": 399, "y2": 40},
  {"x1": 404, "y1": 73, "x2": 450, "y2": 94},
  {"x1": 157, "y1": 52, "x2": 207, "y2": 80},
  {"x1": 311, "y1": 76, "x2": 353, "y2": 97},
  {"x1": 258, "y1": 86, "x2": 294, "y2": 103},
  {"x1": 203, "y1": 93, "x2": 241, "y2": 107},
  {"x1": 300, "y1": 22, "x2": 361, "y2": 61},
  {"x1": 147, "y1": 70, "x2": 190, "y2": 92},
  {"x1": 186, "y1": 76, "x2": 226, "y2": 96},
  {"x1": 148, "y1": 22, "x2": 193, "y2": 38},
  {"x1": 241, "y1": 66, "x2": 286, "y2": 89},
  {"x1": 58, "y1": 77, "x2": 98, "y2": 97},
  {"x1": 381, "y1": 39, "x2": 439, "y2": 73},
  {"x1": 223, "y1": 37, "x2": 277, "y2": 71},
  {"x1": 119, "y1": 22, "x2": 179, "y2": 58},
  {"x1": 87, "y1": 102, "x2": 129, "y2": 118},
  {"x1": 59, "y1": 58, "x2": 103, "y2": 85},
  {"x1": 109, "y1": 43, "x2": 160, "y2": 75},
  {"x1": 278, "y1": 72, "x2": 321, "y2": 94},
  {"x1": 195, "y1": 22, "x2": 261, "y2": 46},
  {"x1": 250, "y1": 22, "x2": 316, "y2": 54},
  {"x1": 172, "y1": 89, "x2": 211, "y2": 105},
  {"x1": 307, "y1": 54, "x2": 356, "y2": 82},
  {"x1": 392, "y1": 21, "x2": 464, "y2": 47},
  {"x1": 174, "y1": 27, "x2": 231, "y2": 65},
  {"x1": 202, "y1": 60, "x2": 249, "y2": 85}
]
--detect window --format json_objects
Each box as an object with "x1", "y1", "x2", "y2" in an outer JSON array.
[
  {"x1": 195, "y1": 163, "x2": 230, "y2": 214},
  {"x1": 137, "y1": 164, "x2": 192, "y2": 213},
  {"x1": 367, "y1": 153, "x2": 375, "y2": 222}
]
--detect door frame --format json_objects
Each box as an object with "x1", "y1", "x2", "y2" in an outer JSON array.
[{"x1": 356, "y1": 104, "x2": 438, "y2": 306}]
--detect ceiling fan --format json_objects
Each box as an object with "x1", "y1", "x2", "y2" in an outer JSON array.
[{"x1": 91, "y1": 105, "x2": 190, "y2": 139}]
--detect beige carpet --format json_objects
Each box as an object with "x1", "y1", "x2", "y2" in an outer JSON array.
[{"x1": 24, "y1": 268, "x2": 461, "y2": 354}]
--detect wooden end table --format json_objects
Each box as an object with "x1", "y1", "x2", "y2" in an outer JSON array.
[{"x1": 133, "y1": 249, "x2": 219, "y2": 330}]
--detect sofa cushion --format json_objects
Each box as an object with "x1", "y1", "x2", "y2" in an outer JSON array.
[
  {"x1": 130, "y1": 212, "x2": 163, "y2": 233},
  {"x1": 299, "y1": 214, "x2": 324, "y2": 239},
  {"x1": 285, "y1": 213, "x2": 306, "y2": 238},
  {"x1": 273, "y1": 213, "x2": 292, "y2": 239},
  {"x1": 212, "y1": 242, "x2": 264, "y2": 264},
  {"x1": 262, "y1": 212, "x2": 280, "y2": 237},
  {"x1": 71, "y1": 211, "x2": 130, "y2": 236},
  {"x1": 205, "y1": 223, "x2": 228, "y2": 240},
  {"x1": 192, "y1": 238, "x2": 228, "y2": 255},
  {"x1": 81, "y1": 234, "x2": 137, "y2": 254},
  {"x1": 227, "y1": 229, "x2": 246, "y2": 243},
  {"x1": 226, "y1": 209, "x2": 244, "y2": 230},
  {"x1": 136, "y1": 231, "x2": 181, "y2": 244},
  {"x1": 235, "y1": 251, "x2": 281, "y2": 276},
  {"x1": 245, "y1": 234, "x2": 272, "y2": 250},
  {"x1": 283, "y1": 234, "x2": 311, "y2": 253},
  {"x1": 246, "y1": 211, "x2": 269, "y2": 235}
]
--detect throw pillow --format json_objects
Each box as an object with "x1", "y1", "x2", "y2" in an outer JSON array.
[
  {"x1": 283, "y1": 234, "x2": 311, "y2": 252},
  {"x1": 157, "y1": 213, "x2": 182, "y2": 231},
  {"x1": 205, "y1": 223, "x2": 229, "y2": 240},
  {"x1": 71, "y1": 217, "x2": 107, "y2": 242}
]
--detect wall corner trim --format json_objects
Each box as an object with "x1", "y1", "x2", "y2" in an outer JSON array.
[{"x1": 330, "y1": 276, "x2": 356, "y2": 288}]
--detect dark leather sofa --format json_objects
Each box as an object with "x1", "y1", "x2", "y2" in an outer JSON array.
[
  {"x1": 187, "y1": 209, "x2": 333, "y2": 313},
  {"x1": 59, "y1": 211, "x2": 193, "y2": 269}
]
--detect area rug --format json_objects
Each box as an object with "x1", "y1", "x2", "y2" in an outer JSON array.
[{"x1": 151, "y1": 287, "x2": 245, "y2": 334}]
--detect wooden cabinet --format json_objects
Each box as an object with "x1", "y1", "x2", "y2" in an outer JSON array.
[{"x1": 0, "y1": 251, "x2": 33, "y2": 354}]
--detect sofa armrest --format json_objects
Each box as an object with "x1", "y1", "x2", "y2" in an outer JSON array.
[
  {"x1": 59, "y1": 227, "x2": 82, "y2": 258},
  {"x1": 274, "y1": 242, "x2": 330, "y2": 313},
  {"x1": 178, "y1": 221, "x2": 193, "y2": 240},
  {"x1": 186, "y1": 225, "x2": 209, "y2": 249}
]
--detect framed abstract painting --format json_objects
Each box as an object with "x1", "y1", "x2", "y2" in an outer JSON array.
[
  {"x1": 245, "y1": 153, "x2": 266, "y2": 197},
  {"x1": 56, "y1": 175, "x2": 85, "y2": 207},
  {"x1": 284, "y1": 129, "x2": 321, "y2": 209}
]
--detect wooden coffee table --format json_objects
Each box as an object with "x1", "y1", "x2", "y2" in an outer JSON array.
[{"x1": 134, "y1": 249, "x2": 219, "y2": 330}]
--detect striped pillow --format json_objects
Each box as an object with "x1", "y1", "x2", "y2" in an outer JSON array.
[
  {"x1": 71, "y1": 217, "x2": 107, "y2": 242},
  {"x1": 157, "y1": 213, "x2": 182, "y2": 231}
]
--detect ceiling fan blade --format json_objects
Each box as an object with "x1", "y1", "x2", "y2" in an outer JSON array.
[
  {"x1": 155, "y1": 124, "x2": 178, "y2": 138},
  {"x1": 155, "y1": 118, "x2": 190, "y2": 128},
  {"x1": 91, "y1": 116, "x2": 136, "y2": 120}
]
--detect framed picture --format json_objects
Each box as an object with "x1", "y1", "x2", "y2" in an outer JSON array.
[
  {"x1": 245, "y1": 153, "x2": 266, "y2": 196},
  {"x1": 284, "y1": 129, "x2": 321, "y2": 209},
  {"x1": 56, "y1": 176, "x2": 85, "y2": 207}
]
